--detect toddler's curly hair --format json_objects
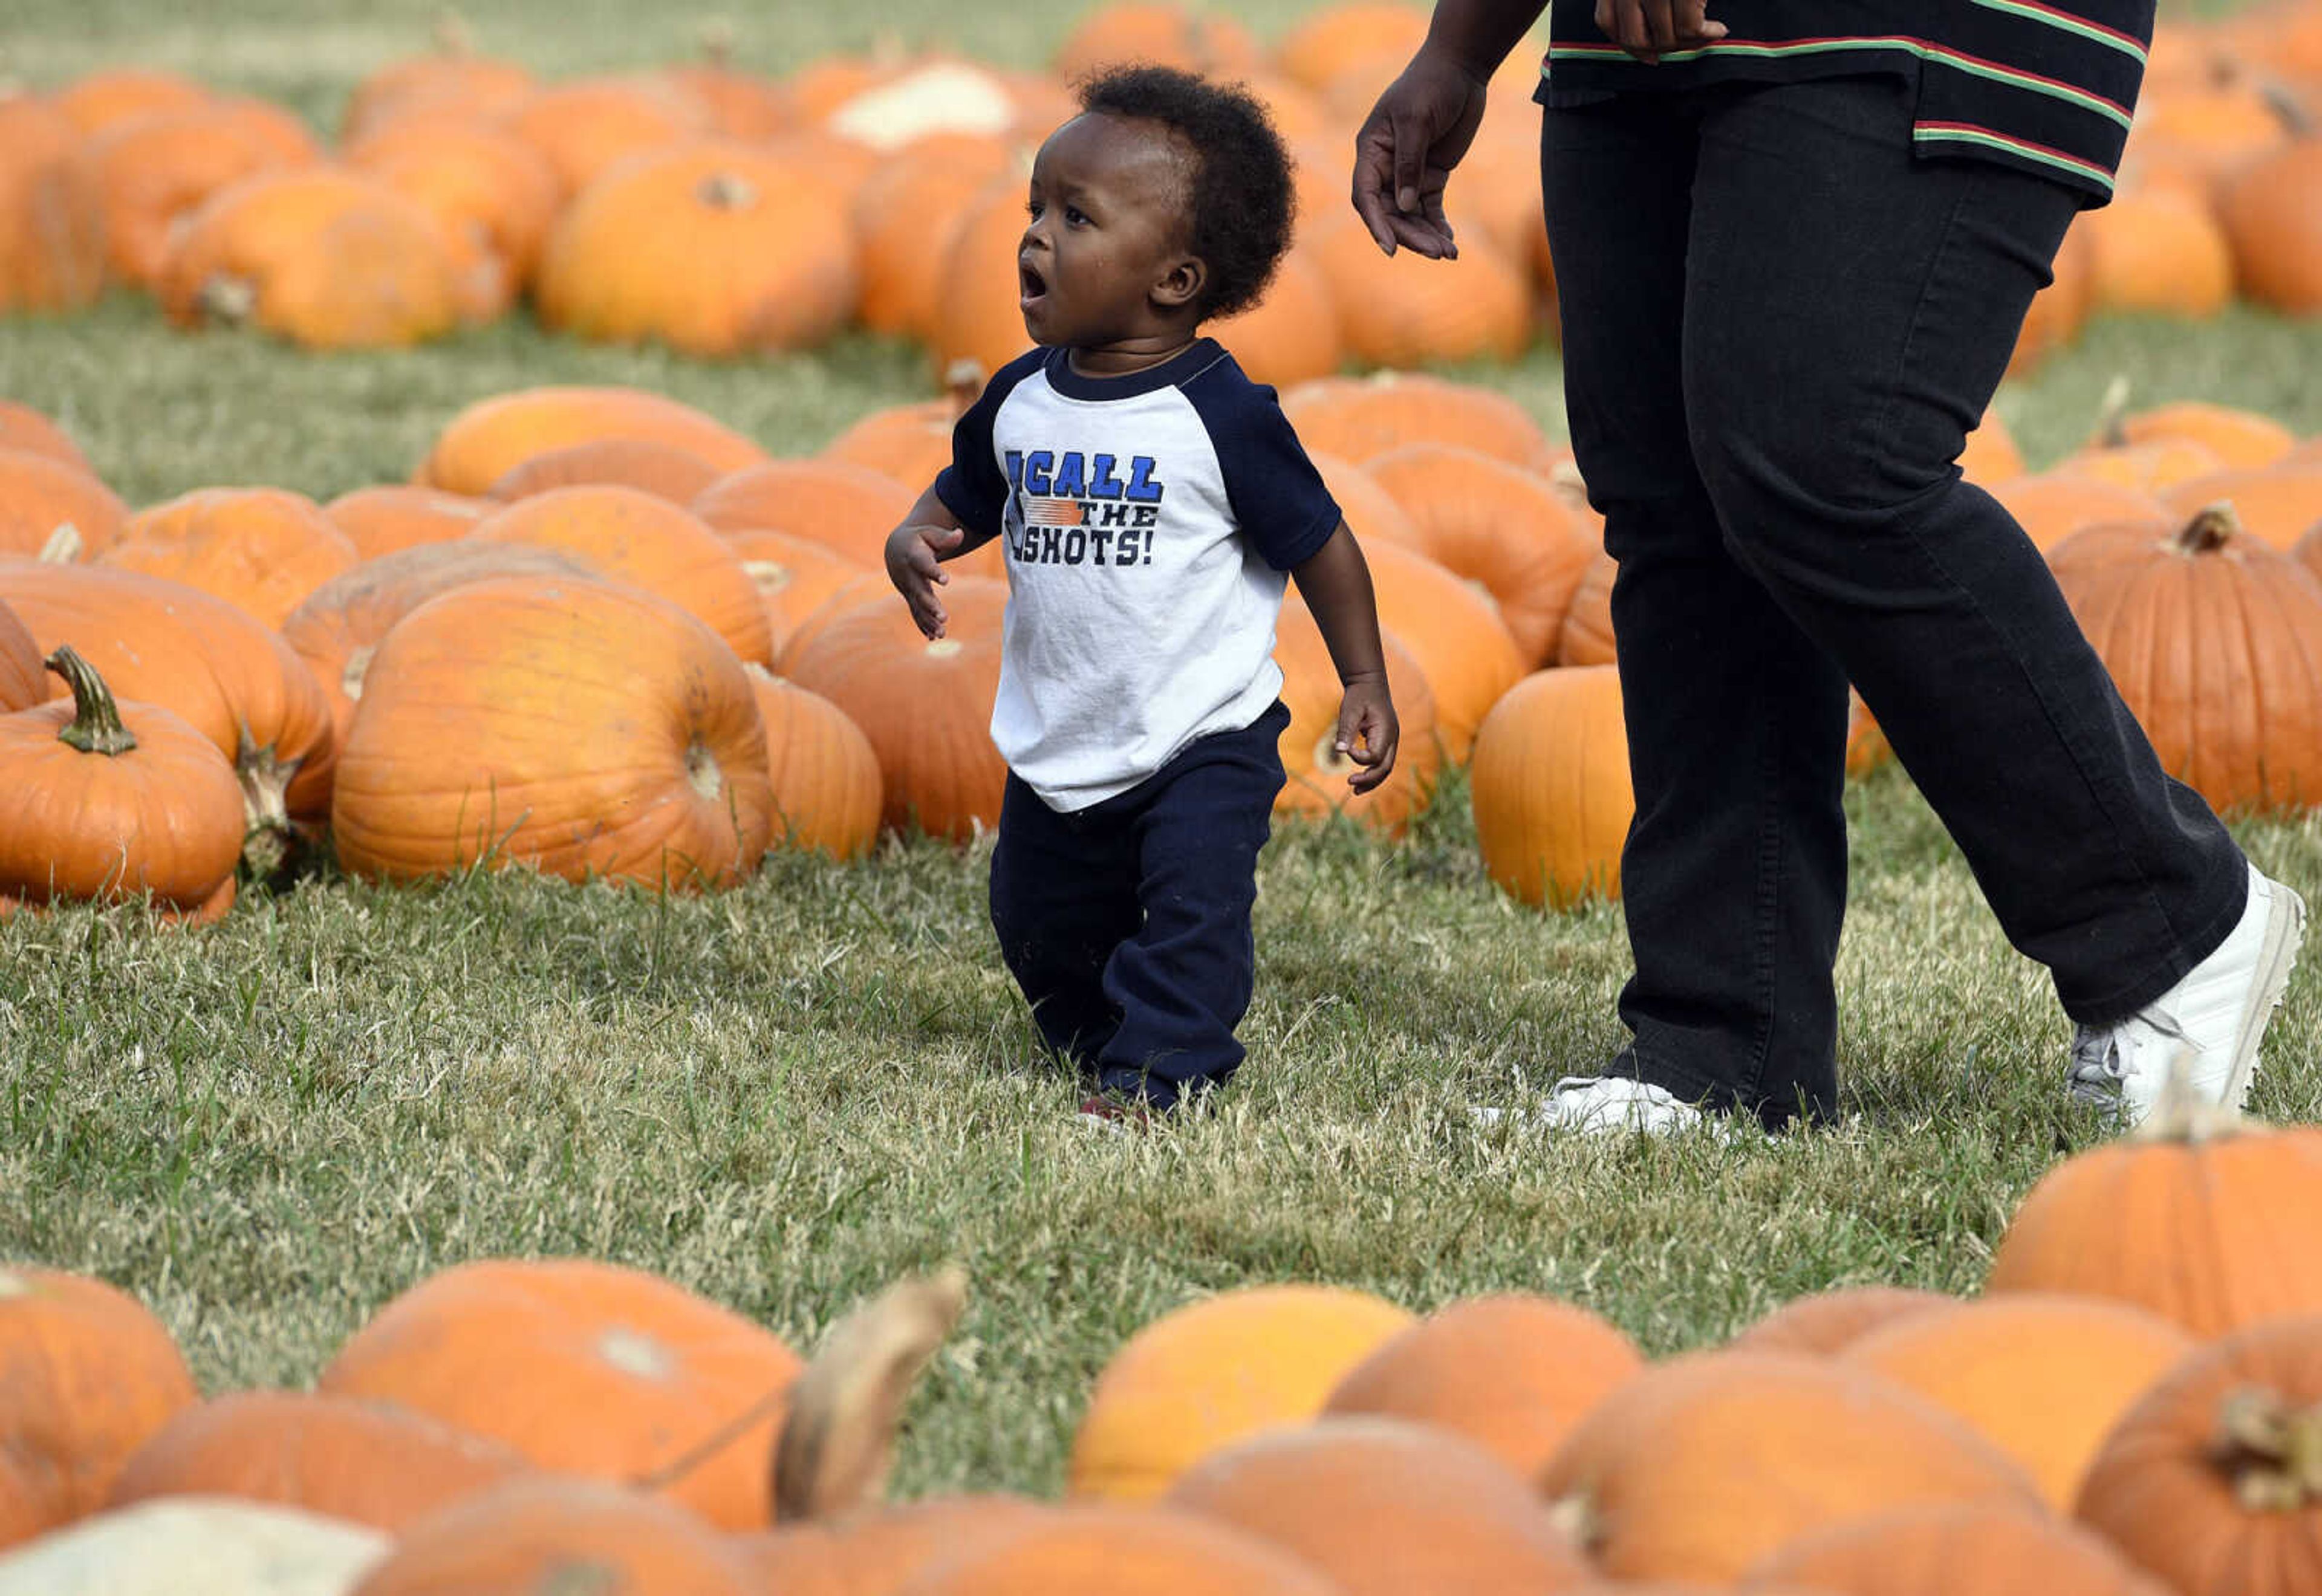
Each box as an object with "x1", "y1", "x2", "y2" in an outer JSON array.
[{"x1": 1076, "y1": 65, "x2": 1296, "y2": 322}]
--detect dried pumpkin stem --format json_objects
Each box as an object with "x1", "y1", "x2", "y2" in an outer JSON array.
[
  {"x1": 2175, "y1": 504, "x2": 2240, "y2": 556},
  {"x1": 45, "y1": 647, "x2": 136, "y2": 756},
  {"x1": 2135, "y1": 1049, "x2": 2252, "y2": 1146},
  {"x1": 2216, "y1": 1387, "x2": 2322, "y2": 1511}
]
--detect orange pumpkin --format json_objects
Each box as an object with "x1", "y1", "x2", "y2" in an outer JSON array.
[
  {"x1": 1068, "y1": 1284, "x2": 1416, "y2": 1504},
  {"x1": 1322, "y1": 1293, "x2": 1644, "y2": 1481},
  {"x1": 156, "y1": 167, "x2": 463, "y2": 349},
  {"x1": 0, "y1": 447, "x2": 126, "y2": 558},
  {"x1": 2062, "y1": 435, "x2": 2228, "y2": 494},
  {"x1": 317, "y1": 1259, "x2": 801, "y2": 1531},
  {"x1": 469, "y1": 485, "x2": 774, "y2": 666},
  {"x1": 772, "y1": 574, "x2": 893, "y2": 672},
  {"x1": 1365, "y1": 443, "x2": 1598, "y2": 666},
  {"x1": 2219, "y1": 136, "x2": 2322, "y2": 314},
  {"x1": 657, "y1": 33, "x2": 795, "y2": 141},
  {"x1": 2160, "y1": 462, "x2": 2322, "y2": 548},
  {"x1": 1726, "y1": 1285, "x2": 1959, "y2": 1357},
  {"x1": 418, "y1": 386, "x2": 768, "y2": 496},
  {"x1": 1958, "y1": 407, "x2": 2028, "y2": 484},
  {"x1": 929, "y1": 177, "x2": 1041, "y2": 382},
  {"x1": 1208, "y1": 245, "x2": 1345, "y2": 389},
  {"x1": 1310, "y1": 215, "x2": 1533, "y2": 368},
  {"x1": 1052, "y1": 3, "x2": 1266, "y2": 79},
  {"x1": 345, "y1": 118, "x2": 562, "y2": 289},
  {"x1": 538, "y1": 142, "x2": 857, "y2": 357},
  {"x1": 1538, "y1": 1349, "x2": 2041, "y2": 1584},
  {"x1": 332, "y1": 576, "x2": 773, "y2": 890},
  {"x1": 781, "y1": 580, "x2": 1009, "y2": 841},
  {"x1": 2076, "y1": 1314, "x2": 2322, "y2": 1596},
  {"x1": 1555, "y1": 548, "x2": 1616, "y2": 666},
  {"x1": 740, "y1": 1496, "x2": 1052, "y2": 1596},
  {"x1": 323, "y1": 484, "x2": 495, "y2": 559},
  {"x1": 723, "y1": 529, "x2": 876, "y2": 657},
  {"x1": 50, "y1": 67, "x2": 210, "y2": 136},
  {"x1": 1307, "y1": 450, "x2": 1422, "y2": 552},
  {"x1": 0, "y1": 598, "x2": 41, "y2": 713},
  {"x1": 0, "y1": 561, "x2": 339, "y2": 849},
  {"x1": 2083, "y1": 187, "x2": 2237, "y2": 319},
  {"x1": 1743, "y1": 1502, "x2": 2174, "y2": 1595},
  {"x1": 1987, "y1": 1104, "x2": 2322, "y2": 1340},
  {"x1": 1353, "y1": 539, "x2": 1523, "y2": 762},
  {"x1": 98, "y1": 486, "x2": 358, "y2": 629},
  {"x1": 1275, "y1": 2, "x2": 1432, "y2": 91},
  {"x1": 1842, "y1": 1293, "x2": 2196, "y2": 1511},
  {"x1": 1470, "y1": 665, "x2": 1633, "y2": 908},
  {"x1": 0, "y1": 400, "x2": 94, "y2": 476},
  {"x1": 1166, "y1": 1417, "x2": 1595, "y2": 1596},
  {"x1": 346, "y1": 1477, "x2": 759, "y2": 1596},
  {"x1": 1985, "y1": 472, "x2": 2173, "y2": 553},
  {"x1": 106, "y1": 1390, "x2": 532, "y2": 1534},
  {"x1": 0, "y1": 97, "x2": 105, "y2": 314},
  {"x1": 694, "y1": 458, "x2": 917, "y2": 569},
  {"x1": 819, "y1": 375, "x2": 980, "y2": 491},
  {"x1": 504, "y1": 76, "x2": 713, "y2": 196},
  {"x1": 0, "y1": 1265, "x2": 200, "y2": 1540},
  {"x1": 2110, "y1": 401, "x2": 2299, "y2": 472},
  {"x1": 2046, "y1": 504, "x2": 2322, "y2": 813},
  {"x1": 2006, "y1": 216, "x2": 2098, "y2": 377},
  {"x1": 894, "y1": 1506, "x2": 1340, "y2": 1596},
  {"x1": 1272, "y1": 599, "x2": 1442, "y2": 836},
  {"x1": 853, "y1": 136, "x2": 1017, "y2": 339},
  {"x1": 281, "y1": 542, "x2": 596, "y2": 748},
  {"x1": 71, "y1": 99, "x2": 319, "y2": 288},
  {"x1": 744, "y1": 666, "x2": 884, "y2": 861},
  {"x1": 340, "y1": 32, "x2": 537, "y2": 143},
  {"x1": 486, "y1": 438, "x2": 725, "y2": 505}
]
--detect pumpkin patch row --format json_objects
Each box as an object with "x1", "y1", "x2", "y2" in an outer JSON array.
[
  {"x1": 4, "y1": 0, "x2": 2321, "y2": 376},
  {"x1": 4, "y1": 1089, "x2": 2321, "y2": 1592},
  {"x1": 6, "y1": 373, "x2": 2322, "y2": 918}
]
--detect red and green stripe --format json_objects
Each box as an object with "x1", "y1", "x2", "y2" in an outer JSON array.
[
  {"x1": 1963, "y1": 0, "x2": 2148, "y2": 62},
  {"x1": 1911, "y1": 120, "x2": 2118, "y2": 190}
]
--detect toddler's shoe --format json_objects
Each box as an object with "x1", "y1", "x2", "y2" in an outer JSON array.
[
  {"x1": 1076, "y1": 1091, "x2": 1156, "y2": 1133},
  {"x1": 2067, "y1": 863, "x2": 2306, "y2": 1129},
  {"x1": 1473, "y1": 1073, "x2": 1731, "y2": 1138}
]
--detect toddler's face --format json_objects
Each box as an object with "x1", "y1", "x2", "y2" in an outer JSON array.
[{"x1": 1018, "y1": 113, "x2": 1198, "y2": 352}]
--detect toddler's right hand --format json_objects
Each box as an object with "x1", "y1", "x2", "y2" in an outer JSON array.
[{"x1": 885, "y1": 521, "x2": 966, "y2": 639}]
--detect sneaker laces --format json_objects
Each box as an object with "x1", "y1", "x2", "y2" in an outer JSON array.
[{"x1": 2068, "y1": 1006, "x2": 2189, "y2": 1109}]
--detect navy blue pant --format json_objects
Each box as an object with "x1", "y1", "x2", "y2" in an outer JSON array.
[
  {"x1": 988, "y1": 701, "x2": 1290, "y2": 1109},
  {"x1": 1544, "y1": 76, "x2": 2246, "y2": 1127}
]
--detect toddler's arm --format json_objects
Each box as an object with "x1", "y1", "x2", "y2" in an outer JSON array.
[
  {"x1": 882, "y1": 483, "x2": 986, "y2": 640},
  {"x1": 1292, "y1": 523, "x2": 1399, "y2": 794}
]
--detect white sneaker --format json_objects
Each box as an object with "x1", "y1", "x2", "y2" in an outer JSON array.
[
  {"x1": 1474, "y1": 1074, "x2": 1717, "y2": 1137},
  {"x1": 2068, "y1": 863, "x2": 2306, "y2": 1127}
]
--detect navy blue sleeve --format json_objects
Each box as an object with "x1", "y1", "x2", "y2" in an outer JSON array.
[
  {"x1": 933, "y1": 348, "x2": 1047, "y2": 541},
  {"x1": 1182, "y1": 355, "x2": 1344, "y2": 571}
]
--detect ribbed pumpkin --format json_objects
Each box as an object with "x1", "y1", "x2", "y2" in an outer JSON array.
[
  {"x1": 331, "y1": 576, "x2": 773, "y2": 890},
  {"x1": 2046, "y1": 504, "x2": 2322, "y2": 813},
  {"x1": 694, "y1": 458, "x2": 917, "y2": 569},
  {"x1": 2220, "y1": 138, "x2": 2322, "y2": 314},
  {"x1": 781, "y1": 579, "x2": 1007, "y2": 841},
  {"x1": 2062, "y1": 435, "x2": 2227, "y2": 494},
  {"x1": 340, "y1": 35, "x2": 536, "y2": 143},
  {"x1": 929, "y1": 177, "x2": 1041, "y2": 381},
  {"x1": 819, "y1": 373, "x2": 980, "y2": 491},
  {"x1": 0, "y1": 97, "x2": 105, "y2": 313},
  {"x1": 1307, "y1": 450, "x2": 1422, "y2": 552},
  {"x1": 1986, "y1": 472, "x2": 2172, "y2": 553},
  {"x1": 1555, "y1": 548, "x2": 1616, "y2": 666},
  {"x1": 344, "y1": 118, "x2": 561, "y2": 288},
  {"x1": 0, "y1": 562, "x2": 338, "y2": 850},
  {"x1": 1068, "y1": 1285, "x2": 1416, "y2": 1504},
  {"x1": 1322, "y1": 1293, "x2": 1644, "y2": 1481},
  {"x1": 773, "y1": 576, "x2": 892, "y2": 672},
  {"x1": 106, "y1": 1391, "x2": 532, "y2": 1534},
  {"x1": 853, "y1": 135, "x2": 1015, "y2": 339},
  {"x1": 893, "y1": 1507, "x2": 1340, "y2": 1596},
  {"x1": 281, "y1": 542, "x2": 596, "y2": 747},
  {"x1": 1470, "y1": 666, "x2": 1632, "y2": 909},
  {"x1": 538, "y1": 143, "x2": 857, "y2": 356},
  {"x1": 2161, "y1": 463, "x2": 2322, "y2": 548},
  {"x1": 50, "y1": 66, "x2": 210, "y2": 135},
  {"x1": 1275, "y1": 2, "x2": 1432, "y2": 91},
  {"x1": 156, "y1": 167, "x2": 465, "y2": 348},
  {"x1": 1727, "y1": 1286, "x2": 1959, "y2": 1357},
  {"x1": 1353, "y1": 539, "x2": 1523, "y2": 762},
  {"x1": 504, "y1": 75, "x2": 712, "y2": 195},
  {"x1": 740, "y1": 1497, "x2": 1053, "y2": 1596},
  {"x1": 1166, "y1": 1417, "x2": 1594, "y2": 1596},
  {"x1": 1743, "y1": 1503, "x2": 2174, "y2": 1596},
  {"x1": 2112, "y1": 400, "x2": 2300, "y2": 472},
  {"x1": 1272, "y1": 599, "x2": 1442, "y2": 836},
  {"x1": 71, "y1": 100, "x2": 318, "y2": 288},
  {"x1": 0, "y1": 648, "x2": 246, "y2": 923},
  {"x1": 0, "y1": 447, "x2": 127, "y2": 557},
  {"x1": 2084, "y1": 187, "x2": 2237, "y2": 318},
  {"x1": 1208, "y1": 245, "x2": 1345, "y2": 389},
  {"x1": 1842, "y1": 1293, "x2": 2196, "y2": 1511},
  {"x1": 1052, "y1": 2, "x2": 1266, "y2": 78},
  {"x1": 1365, "y1": 443, "x2": 1598, "y2": 666},
  {"x1": 323, "y1": 485, "x2": 494, "y2": 559},
  {"x1": 2076, "y1": 1314, "x2": 2322, "y2": 1596},
  {"x1": 0, "y1": 1265, "x2": 200, "y2": 1539},
  {"x1": 0, "y1": 600, "x2": 40, "y2": 713},
  {"x1": 0, "y1": 401, "x2": 93, "y2": 476},
  {"x1": 1311, "y1": 215, "x2": 1533, "y2": 368},
  {"x1": 486, "y1": 438, "x2": 724, "y2": 505},
  {"x1": 1538, "y1": 1349, "x2": 2041, "y2": 1584},
  {"x1": 469, "y1": 485, "x2": 773, "y2": 666},
  {"x1": 98, "y1": 487, "x2": 358, "y2": 628},
  {"x1": 346, "y1": 1478, "x2": 759, "y2": 1596},
  {"x1": 1988, "y1": 1099, "x2": 2322, "y2": 1340},
  {"x1": 417, "y1": 386, "x2": 768, "y2": 496},
  {"x1": 317, "y1": 1259, "x2": 801, "y2": 1532},
  {"x1": 724, "y1": 529, "x2": 877, "y2": 656},
  {"x1": 744, "y1": 666, "x2": 883, "y2": 861}
]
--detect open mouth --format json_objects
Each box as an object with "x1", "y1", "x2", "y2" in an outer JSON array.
[{"x1": 1018, "y1": 256, "x2": 1047, "y2": 307}]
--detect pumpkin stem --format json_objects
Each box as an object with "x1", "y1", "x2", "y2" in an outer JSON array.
[
  {"x1": 45, "y1": 647, "x2": 136, "y2": 755},
  {"x1": 770, "y1": 1266, "x2": 969, "y2": 1522},
  {"x1": 943, "y1": 359, "x2": 987, "y2": 414},
  {"x1": 2133, "y1": 1048, "x2": 2252, "y2": 1146},
  {"x1": 2216, "y1": 1387, "x2": 2322, "y2": 1510},
  {"x1": 2174, "y1": 504, "x2": 2242, "y2": 557},
  {"x1": 233, "y1": 729, "x2": 300, "y2": 881},
  {"x1": 431, "y1": 7, "x2": 474, "y2": 56},
  {"x1": 1546, "y1": 1492, "x2": 1604, "y2": 1554},
  {"x1": 698, "y1": 15, "x2": 737, "y2": 65},
  {"x1": 2094, "y1": 372, "x2": 2133, "y2": 447},
  {"x1": 197, "y1": 274, "x2": 259, "y2": 326},
  {"x1": 697, "y1": 171, "x2": 758, "y2": 210},
  {"x1": 37, "y1": 522, "x2": 82, "y2": 563}
]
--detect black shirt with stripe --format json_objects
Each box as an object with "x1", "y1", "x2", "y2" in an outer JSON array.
[{"x1": 1538, "y1": 0, "x2": 2157, "y2": 203}]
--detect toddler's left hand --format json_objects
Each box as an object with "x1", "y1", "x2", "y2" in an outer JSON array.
[{"x1": 1333, "y1": 675, "x2": 1399, "y2": 794}]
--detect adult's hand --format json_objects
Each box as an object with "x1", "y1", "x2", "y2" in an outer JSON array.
[
  {"x1": 1351, "y1": 44, "x2": 1491, "y2": 259},
  {"x1": 1594, "y1": 0, "x2": 1726, "y2": 63}
]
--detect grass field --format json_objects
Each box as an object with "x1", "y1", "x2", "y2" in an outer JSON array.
[{"x1": 3, "y1": 0, "x2": 2320, "y2": 1500}]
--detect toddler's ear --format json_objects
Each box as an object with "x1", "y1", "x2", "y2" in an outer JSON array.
[{"x1": 1153, "y1": 254, "x2": 1206, "y2": 311}]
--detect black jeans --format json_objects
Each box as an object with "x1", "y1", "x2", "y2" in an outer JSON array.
[
  {"x1": 1543, "y1": 74, "x2": 2246, "y2": 1127},
  {"x1": 988, "y1": 701, "x2": 1290, "y2": 1109}
]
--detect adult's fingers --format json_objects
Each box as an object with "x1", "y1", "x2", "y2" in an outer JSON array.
[
  {"x1": 1388, "y1": 103, "x2": 1433, "y2": 215},
  {"x1": 1642, "y1": 0, "x2": 1682, "y2": 51},
  {"x1": 1351, "y1": 119, "x2": 1403, "y2": 253}
]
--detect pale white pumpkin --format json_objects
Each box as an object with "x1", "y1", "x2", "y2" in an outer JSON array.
[{"x1": 0, "y1": 1499, "x2": 387, "y2": 1595}]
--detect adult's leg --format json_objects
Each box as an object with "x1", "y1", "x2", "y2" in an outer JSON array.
[
  {"x1": 1679, "y1": 75, "x2": 2246, "y2": 1028},
  {"x1": 1094, "y1": 702, "x2": 1290, "y2": 1108},
  {"x1": 1544, "y1": 97, "x2": 1855, "y2": 1126},
  {"x1": 988, "y1": 773, "x2": 1142, "y2": 1072}
]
